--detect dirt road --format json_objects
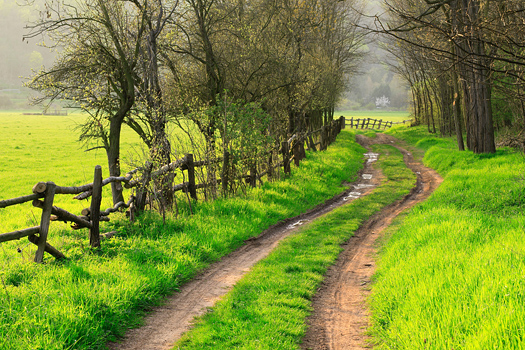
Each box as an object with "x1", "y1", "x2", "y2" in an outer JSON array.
[
  {"x1": 108, "y1": 136, "x2": 384, "y2": 350},
  {"x1": 108, "y1": 134, "x2": 441, "y2": 350},
  {"x1": 300, "y1": 134, "x2": 442, "y2": 350}
]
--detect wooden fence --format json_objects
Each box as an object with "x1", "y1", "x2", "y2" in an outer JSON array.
[
  {"x1": 346, "y1": 117, "x2": 412, "y2": 130},
  {"x1": 0, "y1": 117, "x2": 345, "y2": 263}
]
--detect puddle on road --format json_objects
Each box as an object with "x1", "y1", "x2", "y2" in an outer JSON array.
[
  {"x1": 343, "y1": 192, "x2": 362, "y2": 201},
  {"x1": 354, "y1": 184, "x2": 375, "y2": 189},
  {"x1": 364, "y1": 152, "x2": 379, "y2": 163},
  {"x1": 287, "y1": 219, "x2": 309, "y2": 230}
]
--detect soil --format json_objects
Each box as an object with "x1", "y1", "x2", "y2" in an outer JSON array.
[
  {"x1": 300, "y1": 133, "x2": 443, "y2": 350},
  {"x1": 107, "y1": 134, "x2": 442, "y2": 350}
]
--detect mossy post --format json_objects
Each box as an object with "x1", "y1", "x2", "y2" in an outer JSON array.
[{"x1": 89, "y1": 165, "x2": 102, "y2": 248}]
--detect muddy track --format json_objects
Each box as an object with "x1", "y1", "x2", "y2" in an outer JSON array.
[
  {"x1": 300, "y1": 134, "x2": 443, "y2": 350},
  {"x1": 108, "y1": 137, "x2": 386, "y2": 350}
]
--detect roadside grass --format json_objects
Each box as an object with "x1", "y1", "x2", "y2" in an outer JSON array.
[
  {"x1": 336, "y1": 110, "x2": 410, "y2": 122},
  {"x1": 369, "y1": 126, "x2": 525, "y2": 349},
  {"x1": 0, "y1": 130, "x2": 365, "y2": 350},
  {"x1": 172, "y1": 143, "x2": 416, "y2": 349}
]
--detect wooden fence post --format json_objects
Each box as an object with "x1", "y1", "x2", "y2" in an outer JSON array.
[
  {"x1": 308, "y1": 134, "x2": 317, "y2": 152},
  {"x1": 320, "y1": 126, "x2": 326, "y2": 150},
  {"x1": 340, "y1": 116, "x2": 345, "y2": 130},
  {"x1": 89, "y1": 165, "x2": 102, "y2": 248},
  {"x1": 186, "y1": 153, "x2": 197, "y2": 200},
  {"x1": 378, "y1": 119, "x2": 383, "y2": 129},
  {"x1": 281, "y1": 141, "x2": 291, "y2": 175},
  {"x1": 34, "y1": 182, "x2": 56, "y2": 263},
  {"x1": 267, "y1": 152, "x2": 274, "y2": 180},
  {"x1": 361, "y1": 118, "x2": 366, "y2": 129},
  {"x1": 221, "y1": 150, "x2": 230, "y2": 194},
  {"x1": 249, "y1": 161, "x2": 257, "y2": 187}
]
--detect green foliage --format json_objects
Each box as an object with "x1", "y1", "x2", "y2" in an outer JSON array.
[
  {"x1": 214, "y1": 95, "x2": 272, "y2": 154},
  {"x1": 371, "y1": 126, "x2": 525, "y2": 349},
  {"x1": 0, "y1": 129, "x2": 362, "y2": 349},
  {"x1": 173, "y1": 143, "x2": 416, "y2": 349}
]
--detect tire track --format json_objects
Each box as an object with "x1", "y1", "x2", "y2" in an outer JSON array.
[
  {"x1": 301, "y1": 134, "x2": 442, "y2": 350},
  {"x1": 108, "y1": 139, "x2": 384, "y2": 350}
]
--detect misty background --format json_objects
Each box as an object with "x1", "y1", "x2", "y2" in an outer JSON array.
[{"x1": 0, "y1": 0, "x2": 408, "y2": 112}]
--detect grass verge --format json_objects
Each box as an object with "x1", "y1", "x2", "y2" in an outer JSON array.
[
  {"x1": 172, "y1": 143, "x2": 416, "y2": 349},
  {"x1": 1, "y1": 130, "x2": 364, "y2": 350},
  {"x1": 369, "y1": 126, "x2": 525, "y2": 349}
]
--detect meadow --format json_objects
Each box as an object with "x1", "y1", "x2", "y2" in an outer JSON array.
[
  {"x1": 0, "y1": 112, "x2": 144, "y2": 233},
  {"x1": 0, "y1": 119, "x2": 365, "y2": 349}
]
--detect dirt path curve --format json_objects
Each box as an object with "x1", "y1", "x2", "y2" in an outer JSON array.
[
  {"x1": 300, "y1": 134, "x2": 443, "y2": 350},
  {"x1": 108, "y1": 137, "x2": 386, "y2": 350}
]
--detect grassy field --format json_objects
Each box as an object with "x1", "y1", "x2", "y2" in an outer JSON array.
[
  {"x1": 335, "y1": 110, "x2": 411, "y2": 122},
  {"x1": 369, "y1": 126, "x2": 525, "y2": 349},
  {"x1": 0, "y1": 127, "x2": 364, "y2": 349},
  {"x1": 172, "y1": 141, "x2": 416, "y2": 349},
  {"x1": 0, "y1": 112, "x2": 145, "y2": 233}
]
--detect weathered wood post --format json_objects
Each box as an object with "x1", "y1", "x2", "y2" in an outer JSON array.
[
  {"x1": 340, "y1": 116, "x2": 345, "y2": 129},
  {"x1": 292, "y1": 140, "x2": 298, "y2": 166},
  {"x1": 186, "y1": 153, "x2": 197, "y2": 200},
  {"x1": 281, "y1": 141, "x2": 291, "y2": 175},
  {"x1": 33, "y1": 181, "x2": 56, "y2": 263},
  {"x1": 308, "y1": 134, "x2": 317, "y2": 152},
  {"x1": 378, "y1": 119, "x2": 383, "y2": 129},
  {"x1": 221, "y1": 150, "x2": 230, "y2": 194},
  {"x1": 249, "y1": 161, "x2": 257, "y2": 187},
  {"x1": 320, "y1": 126, "x2": 325, "y2": 150},
  {"x1": 267, "y1": 152, "x2": 274, "y2": 180},
  {"x1": 89, "y1": 165, "x2": 102, "y2": 248},
  {"x1": 371, "y1": 119, "x2": 377, "y2": 129},
  {"x1": 361, "y1": 118, "x2": 366, "y2": 129},
  {"x1": 300, "y1": 133, "x2": 306, "y2": 159},
  {"x1": 135, "y1": 162, "x2": 152, "y2": 213}
]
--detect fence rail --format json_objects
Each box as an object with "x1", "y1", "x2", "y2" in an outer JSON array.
[
  {"x1": 0, "y1": 117, "x2": 346, "y2": 263},
  {"x1": 346, "y1": 117, "x2": 412, "y2": 130}
]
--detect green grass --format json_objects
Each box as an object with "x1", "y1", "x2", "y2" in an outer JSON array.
[
  {"x1": 336, "y1": 110, "x2": 411, "y2": 122},
  {"x1": 0, "y1": 112, "x2": 145, "y2": 233},
  {"x1": 172, "y1": 143, "x2": 416, "y2": 349},
  {"x1": 0, "y1": 130, "x2": 365, "y2": 350},
  {"x1": 369, "y1": 126, "x2": 525, "y2": 349}
]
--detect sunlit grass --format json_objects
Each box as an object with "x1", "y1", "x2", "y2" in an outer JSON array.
[
  {"x1": 369, "y1": 126, "x2": 525, "y2": 349},
  {"x1": 0, "y1": 112, "x2": 145, "y2": 233},
  {"x1": 0, "y1": 129, "x2": 364, "y2": 349},
  {"x1": 173, "y1": 143, "x2": 416, "y2": 349}
]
